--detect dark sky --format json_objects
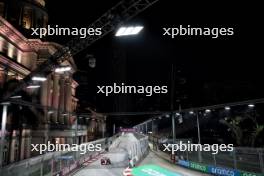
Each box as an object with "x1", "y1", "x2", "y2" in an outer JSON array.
[{"x1": 45, "y1": 0, "x2": 263, "y2": 120}]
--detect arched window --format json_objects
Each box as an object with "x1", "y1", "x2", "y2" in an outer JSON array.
[{"x1": 22, "y1": 7, "x2": 32, "y2": 29}]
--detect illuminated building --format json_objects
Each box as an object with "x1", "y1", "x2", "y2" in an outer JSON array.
[
  {"x1": 0, "y1": 0, "x2": 48, "y2": 37},
  {"x1": 0, "y1": 0, "x2": 105, "y2": 166},
  {"x1": 0, "y1": 16, "x2": 83, "y2": 165}
]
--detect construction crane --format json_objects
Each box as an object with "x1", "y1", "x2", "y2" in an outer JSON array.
[{"x1": 2, "y1": 0, "x2": 159, "y2": 100}]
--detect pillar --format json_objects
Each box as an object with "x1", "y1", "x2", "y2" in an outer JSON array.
[
  {"x1": 64, "y1": 78, "x2": 72, "y2": 125},
  {"x1": 46, "y1": 75, "x2": 52, "y2": 122},
  {"x1": 52, "y1": 74, "x2": 60, "y2": 123},
  {"x1": 58, "y1": 77, "x2": 65, "y2": 124},
  {"x1": 40, "y1": 75, "x2": 48, "y2": 123},
  {"x1": 25, "y1": 129, "x2": 31, "y2": 159}
]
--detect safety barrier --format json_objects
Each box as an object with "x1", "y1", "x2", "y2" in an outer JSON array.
[{"x1": 0, "y1": 137, "x2": 112, "y2": 176}]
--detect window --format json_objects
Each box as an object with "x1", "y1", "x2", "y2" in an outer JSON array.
[
  {"x1": 22, "y1": 7, "x2": 32, "y2": 29},
  {"x1": 2, "y1": 41, "x2": 8, "y2": 54},
  {"x1": 7, "y1": 43, "x2": 16, "y2": 59}
]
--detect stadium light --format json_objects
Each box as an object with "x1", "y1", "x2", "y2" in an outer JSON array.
[{"x1": 115, "y1": 26, "x2": 144, "y2": 36}]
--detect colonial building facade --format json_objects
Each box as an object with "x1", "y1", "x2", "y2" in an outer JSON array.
[
  {"x1": 0, "y1": 16, "x2": 81, "y2": 165},
  {"x1": 0, "y1": 0, "x2": 105, "y2": 167}
]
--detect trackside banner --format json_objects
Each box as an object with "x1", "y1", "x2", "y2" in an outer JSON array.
[{"x1": 177, "y1": 160, "x2": 262, "y2": 176}]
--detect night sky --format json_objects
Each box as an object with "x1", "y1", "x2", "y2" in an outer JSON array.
[{"x1": 46, "y1": 0, "x2": 263, "y2": 125}]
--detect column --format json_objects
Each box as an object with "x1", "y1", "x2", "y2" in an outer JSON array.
[
  {"x1": 58, "y1": 77, "x2": 65, "y2": 124},
  {"x1": 0, "y1": 104, "x2": 8, "y2": 167},
  {"x1": 9, "y1": 131, "x2": 17, "y2": 163},
  {"x1": 40, "y1": 75, "x2": 48, "y2": 123},
  {"x1": 0, "y1": 68, "x2": 7, "y2": 88},
  {"x1": 52, "y1": 74, "x2": 60, "y2": 123},
  {"x1": 25, "y1": 129, "x2": 31, "y2": 159},
  {"x1": 20, "y1": 129, "x2": 25, "y2": 160},
  {"x1": 64, "y1": 78, "x2": 72, "y2": 125},
  {"x1": 46, "y1": 75, "x2": 52, "y2": 122}
]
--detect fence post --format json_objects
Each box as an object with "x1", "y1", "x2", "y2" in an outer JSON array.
[
  {"x1": 233, "y1": 148, "x2": 237, "y2": 169},
  {"x1": 172, "y1": 113, "x2": 176, "y2": 144},
  {"x1": 213, "y1": 153, "x2": 217, "y2": 166},
  {"x1": 259, "y1": 149, "x2": 264, "y2": 173},
  {"x1": 196, "y1": 113, "x2": 202, "y2": 162},
  {"x1": 51, "y1": 155, "x2": 54, "y2": 176},
  {"x1": 40, "y1": 157, "x2": 43, "y2": 176}
]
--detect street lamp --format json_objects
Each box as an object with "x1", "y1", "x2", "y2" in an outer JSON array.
[
  {"x1": 196, "y1": 111, "x2": 202, "y2": 162},
  {"x1": 248, "y1": 104, "x2": 255, "y2": 108},
  {"x1": 47, "y1": 110, "x2": 54, "y2": 114},
  {"x1": 27, "y1": 85, "x2": 41, "y2": 89},
  {"x1": 10, "y1": 95, "x2": 22, "y2": 99},
  {"x1": 225, "y1": 106, "x2": 231, "y2": 110},
  {"x1": 32, "y1": 76, "x2": 47, "y2": 82},
  {"x1": 205, "y1": 109, "x2": 211, "y2": 113},
  {"x1": 55, "y1": 66, "x2": 71, "y2": 73},
  {"x1": 115, "y1": 26, "x2": 144, "y2": 36}
]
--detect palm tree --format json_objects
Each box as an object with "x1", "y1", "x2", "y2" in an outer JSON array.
[
  {"x1": 220, "y1": 113, "x2": 264, "y2": 147},
  {"x1": 220, "y1": 116, "x2": 243, "y2": 145}
]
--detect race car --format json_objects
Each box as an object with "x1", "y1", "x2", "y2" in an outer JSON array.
[{"x1": 101, "y1": 157, "x2": 111, "y2": 165}]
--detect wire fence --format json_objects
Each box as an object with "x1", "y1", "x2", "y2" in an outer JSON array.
[
  {"x1": 0, "y1": 134, "x2": 122, "y2": 176},
  {"x1": 135, "y1": 100, "x2": 264, "y2": 174}
]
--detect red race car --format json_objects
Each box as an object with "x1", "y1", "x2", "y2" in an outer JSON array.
[{"x1": 101, "y1": 157, "x2": 111, "y2": 165}]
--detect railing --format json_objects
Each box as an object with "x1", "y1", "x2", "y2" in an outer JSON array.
[
  {"x1": 135, "y1": 99, "x2": 264, "y2": 174},
  {"x1": 149, "y1": 136, "x2": 264, "y2": 174},
  {"x1": 0, "y1": 138, "x2": 109, "y2": 176}
]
